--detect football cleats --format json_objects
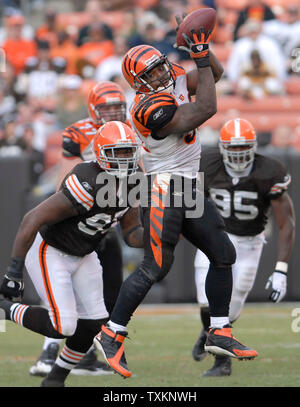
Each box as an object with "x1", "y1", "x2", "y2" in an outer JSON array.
[
  {"x1": 88, "y1": 81, "x2": 127, "y2": 126},
  {"x1": 122, "y1": 45, "x2": 176, "y2": 94},
  {"x1": 219, "y1": 118, "x2": 257, "y2": 172},
  {"x1": 93, "y1": 121, "x2": 139, "y2": 178}
]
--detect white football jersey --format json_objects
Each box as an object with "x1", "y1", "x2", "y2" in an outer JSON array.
[{"x1": 130, "y1": 64, "x2": 201, "y2": 178}]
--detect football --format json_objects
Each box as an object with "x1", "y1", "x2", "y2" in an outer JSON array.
[{"x1": 176, "y1": 8, "x2": 217, "y2": 47}]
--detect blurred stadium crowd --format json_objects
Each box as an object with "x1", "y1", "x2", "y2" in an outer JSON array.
[{"x1": 0, "y1": 0, "x2": 300, "y2": 184}]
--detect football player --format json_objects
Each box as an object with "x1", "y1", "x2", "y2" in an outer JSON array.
[
  {"x1": 192, "y1": 118, "x2": 295, "y2": 376},
  {"x1": 0, "y1": 121, "x2": 143, "y2": 387},
  {"x1": 29, "y1": 81, "x2": 129, "y2": 377},
  {"x1": 93, "y1": 23, "x2": 258, "y2": 379}
]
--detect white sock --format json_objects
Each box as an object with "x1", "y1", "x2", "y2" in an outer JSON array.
[
  {"x1": 107, "y1": 320, "x2": 127, "y2": 333},
  {"x1": 56, "y1": 345, "x2": 85, "y2": 370},
  {"x1": 43, "y1": 336, "x2": 63, "y2": 350},
  {"x1": 210, "y1": 317, "x2": 230, "y2": 329}
]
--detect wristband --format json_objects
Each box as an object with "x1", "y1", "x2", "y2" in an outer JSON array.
[
  {"x1": 194, "y1": 56, "x2": 210, "y2": 68},
  {"x1": 275, "y1": 261, "x2": 288, "y2": 274},
  {"x1": 7, "y1": 257, "x2": 25, "y2": 280}
]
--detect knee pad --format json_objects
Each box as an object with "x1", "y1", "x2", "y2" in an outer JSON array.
[
  {"x1": 45, "y1": 319, "x2": 67, "y2": 339},
  {"x1": 140, "y1": 246, "x2": 174, "y2": 283},
  {"x1": 211, "y1": 233, "x2": 236, "y2": 267},
  {"x1": 234, "y1": 267, "x2": 257, "y2": 293},
  {"x1": 59, "y1": 317, "x2": 78, "y2": 337}
]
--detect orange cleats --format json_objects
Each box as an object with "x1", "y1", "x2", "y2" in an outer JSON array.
[
  {"x1": 204, "y1": 325, "x2": 258, "y2": 360},
  {"x1": 93, "y1": 325, "x2": 132, "y2": 378}
]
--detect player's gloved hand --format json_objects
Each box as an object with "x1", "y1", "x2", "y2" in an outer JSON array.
[
  {"x1": 265, "y1": 270, "x2": 287, "y2": 303},
  {"x1": 174, "y1": 13, "x2": 187, "y2": 33},
  {"x1": 173, "y1": 15, "x2": 211, "y2": 68},
  {"x1": 0, "y1": 257, "x2": 24, "y2": 302}
]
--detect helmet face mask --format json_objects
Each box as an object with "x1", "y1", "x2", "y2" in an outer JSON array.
[
  {"x1": 122, "y1": 45, "x2": 176, "y2": 94},
  {"x1": 98, "y1": 145, "x2": 139, "y2": 178},
  {"x1": 94, "y1": 102, "x2": 127, "y2": 125},
  {"x1": 138, "y1": 58, "x2": 175, "y2": 93},
  {"x1": 93, "y1": 121, "x2": 139, "y2": 178},
  {"x1": 220, "y1": 142, "x2": 257, "y2": 172},
  {"x1": 219, "y1": 118, "x2": 257, "y2": 172},
  {"x1": 88, "y1": 82, "x2": 127, "y2": 126}
]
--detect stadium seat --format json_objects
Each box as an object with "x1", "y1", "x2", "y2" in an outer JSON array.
[
  {"x1": 56, "y1": 11, "x2": 125, "y2": 32},
  {"x1": 136, "y1": 0, "x2": 159, "y2": 9},
  {"x1": 212, "y1": 26, "x2": 233, "y2": 44},
  {"x1": 285, "y1": 77, "x2": 300, "y2": 95},
  {"x1": 217, "y1": 95, "x2": 300, "y2": 113},
  {"x1": 204, "y1": 111, "x2": 300, "y2": 132},
  {"x1": 263, "y1": 0, "x2": 299, "y2": 7},
  {"x1": 215, "y1": 0, "x2": 249, "y2": 10},
  {"x1": 56, "y1": 12, "x2": 89, "y2": 28},
  {"x1": 211, "y1": 43, "x2": 233, "y2": 63}
]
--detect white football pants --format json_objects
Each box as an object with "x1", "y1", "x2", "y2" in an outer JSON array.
[
  {"x1": 194, "y1": 232, "x2": 265, "y2": 322},
  {"x1": 25, "y1": 233, "x2": 109, "y2": 336}
]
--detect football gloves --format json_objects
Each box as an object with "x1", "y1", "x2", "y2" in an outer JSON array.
[
  {"x1": 174, "y1": 15, "x2": 211, "y2": 68},
  {"x1": 0, "y1": 257, "x2": 24, "y2": 302},
  {"x1": 265, "y1": 271, "x2": 287, "y2": 303}
]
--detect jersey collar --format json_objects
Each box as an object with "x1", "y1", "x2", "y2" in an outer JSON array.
[{"x1": 224, "y1": 162, "x2": 253, "y2": 179}]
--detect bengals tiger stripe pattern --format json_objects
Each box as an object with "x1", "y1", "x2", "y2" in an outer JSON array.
[
  {"x1": 149, "y1": 174, "x2": 171, "y2": 267},
  {"x1": 130, "y1": 93, "x2": 177, "y2": 139}
]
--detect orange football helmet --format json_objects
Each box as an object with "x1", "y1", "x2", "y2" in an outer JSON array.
[
  {"x1": 219, "y1": 118, "x2": 257, "y2": 172},
  {"x1": 122, "y1": 45, "x2": 176, "y2": 94},
  {"x1": 88, "y1": 81, "x2": 127, "y2": 126},
  {"x1": 93, "y1": 121, "x2": 139, "y2": 177}
]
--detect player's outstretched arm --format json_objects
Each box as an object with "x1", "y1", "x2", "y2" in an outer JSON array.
[
  {"x1": 120, "y1": 207, "x2": 144, "y2": 248},
  {"x1": 265, "y1": 192, "x2": 295, "y2": 303},
  {"x1": 156, "y1": 28, "x2": 217, "y2": 139},
  {"x1": 187, "y1": 51, "x2": 224, "y2": 95},
  {"x1": 0, "y1": 192, "x2": 78, "y2": 301}
]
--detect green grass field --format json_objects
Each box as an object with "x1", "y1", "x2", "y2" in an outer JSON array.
[{"x1": 1, "y1": 302, "x2": 300, "y2": 388}]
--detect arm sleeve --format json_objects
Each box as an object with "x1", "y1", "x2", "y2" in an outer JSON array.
[
  {"x1": 267, "y1": 161, "x2": 291, "y2": 200},
  {"x1": 61, "y1": 165, "x2": 95, "y2": 214},
  {"x1": 133, "y1": 93, "x2": 178, "y2": 135},
  {"x1": 268, "y1": 173, "x2": 291, "y2": 200}
]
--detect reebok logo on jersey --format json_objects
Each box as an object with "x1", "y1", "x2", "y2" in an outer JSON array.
[
  {"x1": 82, "y1": 181, "x2": 93, "y2": 191},
  {"x1": 153, "y1": 108, "x2": 164, "y2": 120}
]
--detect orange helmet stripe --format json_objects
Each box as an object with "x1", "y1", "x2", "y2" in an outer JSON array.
[
  {"x1": 132, "y1": 93, "x2": 176, "y2": 126},
  {"x1": 220, "y1": 118, "x2": 256, "y2": 143}
]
